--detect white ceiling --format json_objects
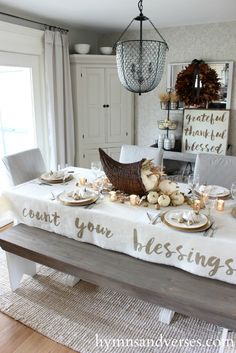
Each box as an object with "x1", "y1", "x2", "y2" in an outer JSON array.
[{"x1": 0, "y1": 0, "x2": 236, "y2": 32}]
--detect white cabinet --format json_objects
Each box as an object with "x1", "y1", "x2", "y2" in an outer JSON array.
[{"x1": 70, "y1": 55, "x2": 134, "y2": 168}]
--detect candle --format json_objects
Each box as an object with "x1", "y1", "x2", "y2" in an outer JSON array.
[
  {"x1": 217, "y1": 199, "x2": 224, "y2": 211},
  {"x1": 193, "y1": 200, "x2": 201, "y2": 212},
  {"x1": 79, "y1": 177, "x2": 87, "y2": 185}
]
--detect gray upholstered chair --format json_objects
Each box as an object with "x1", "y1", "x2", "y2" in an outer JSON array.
[
  {"x1": 194, "y1": 153, "x2": 236, "y2": 189},
  {"x1": 119, "y1": 144, "x2": 163, "y2": 166},
  {"x1": 2, "y1": 148, "x2": 46, "y2": 186}
]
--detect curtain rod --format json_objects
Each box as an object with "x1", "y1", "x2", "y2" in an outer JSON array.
[{"x1": 0, "y1": 11, "x2": 69, "y2": 32}]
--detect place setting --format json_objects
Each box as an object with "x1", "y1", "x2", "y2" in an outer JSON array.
[
  {"x1": 50, "y1": 161, "x2": 113, "y2": 208},
  {"x1": 40, "y1": 169, "x2": 73, "y2": 185},
  {"x1": 161, "y1": 209, "x2": 211, "y2": 233}
]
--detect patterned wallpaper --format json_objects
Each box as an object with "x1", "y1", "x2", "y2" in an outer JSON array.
[{"x1": 98, "y1": 21, "x2": 236, "y2": 155}]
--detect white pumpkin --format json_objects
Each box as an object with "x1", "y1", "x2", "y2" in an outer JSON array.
[
  {"x1": 147, "y1": 191, "x2": 159, "y2": 204},
  {"x1": 109, "y1": 191, "x2": 118, "y2": 202},
  {"x1": 170, "y1": 191, "x2": 185, "y2": 206},
  {"x1": 158, "y1": 194, "x2": 171, "y2": 207},
  {"x1": 130, "y1": 194, "x2": 140, "y2": 206},
  {"x1": 141, "y1": 169, "x2": 159, "y2": 192},
  {"x1": 158, "y1": 179, "x2": 179, "y2": 195}
]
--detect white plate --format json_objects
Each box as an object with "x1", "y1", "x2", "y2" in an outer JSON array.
[
  {"x1": 40, "y1": 172, "x2": 72, "y2": 183},
  {"x1": 197, "y1": 185, "x2": 230, "y2": 198},
  {"x1": 58, "y1": 191, "x2": 98, "y2": 206},
  {"x1": 164, "y1": 210, "x2": 208, "y2": 229}
]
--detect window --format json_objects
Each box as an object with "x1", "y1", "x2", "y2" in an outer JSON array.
[
  {"x1": 0, "y1": 22, "x2": 47, "y2": 192},
  {"x1": 0, "y1": 66, "x2": 36, "y2": 155}
]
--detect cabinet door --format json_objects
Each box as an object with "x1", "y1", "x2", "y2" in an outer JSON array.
[
  {"x1": 81, "y1": 68, "x2": 106, "y2": 145},
  {"x1": 80, "y1": 148, "x2": 101, "y2": 168},
  {"x1": 105, "y1": 68, "x2": 129, "y2": 143}
]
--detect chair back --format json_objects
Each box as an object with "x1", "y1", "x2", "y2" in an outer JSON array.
[
  {"x1": 2, "y1": 148, "x2": 46, "y2": 186},
  {"x1": 194, "y1": 153, "x2": 236, "y2": 189},
  {"x1": 119, "y1": 144, "x2": 163, "y2": 166}
]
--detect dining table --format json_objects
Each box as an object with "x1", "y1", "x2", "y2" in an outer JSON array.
[{"x1": 1, "y1": 167, "x2": 236, "y2": 286}]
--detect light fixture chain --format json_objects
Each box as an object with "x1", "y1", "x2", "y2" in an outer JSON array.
[{"x1": 138, "y1": 0, "x2": 143, "y2": 14}]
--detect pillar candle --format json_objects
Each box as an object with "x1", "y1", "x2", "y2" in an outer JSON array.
[
  {"x1": 216, "y1": 199, "x2": 224, "y2": 211},
  {"x1": 193, "y1": 200, "x2": 201, "y2": 212}
]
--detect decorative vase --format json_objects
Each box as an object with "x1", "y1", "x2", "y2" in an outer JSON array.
[
  {"x1": 164, "y1": 138, "x2": 171, "y2": 150},
  {"x1": 160, "y1": 101, "x2": 169, "y2": 110}
]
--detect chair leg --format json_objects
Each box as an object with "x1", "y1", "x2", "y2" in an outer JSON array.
[
  {"x1": 159, "y1": 307, "x2": 175, "y2": 324},
  {"x1": 6, "y1": 252, "x2": 37, "y2": 291}
]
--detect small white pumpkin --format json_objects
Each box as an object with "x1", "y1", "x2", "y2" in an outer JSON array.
[
  {"x1": 141, "y1": 169, "x2": 159, "y2": 192},
  {"x1": 170, "y1": 191, "x2": 185, "y2": 206},
  {"x1": 158, "y1": 179, "x2": 179, "y2": 195},
  {"x1": 109, "y1": 191, "x2": 118, "y2": 202},
  {"x1": 130, "y1": 194, "x2": 140, "y2": 206},
  {"x1": 158, "y1": 194, "x2": 171, "y2": 207},
  {"x1": 147, "y1": 191, "x2": 159, "y2": 204}
]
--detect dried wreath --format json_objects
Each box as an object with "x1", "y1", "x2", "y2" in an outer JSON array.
[{"x1": 175, "y1": 59, "x2": 220, "y2": 107}]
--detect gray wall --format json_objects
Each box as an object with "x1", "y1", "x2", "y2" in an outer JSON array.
[
  {"x1": 0, "y1": 12, "x2": 99, "y2": 54},
  {"x1": 99, "y1": 21, "x2": 236, "y2": 155}
]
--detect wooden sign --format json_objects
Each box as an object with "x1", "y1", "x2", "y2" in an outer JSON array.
[{"x1": 182, "y1": 109, "x2": 230, "y2": 155}]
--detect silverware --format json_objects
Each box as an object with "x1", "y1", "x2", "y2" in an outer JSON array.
[
  {"x1": 35, "y1": 181, "x2": 53, "y2": 186},
  {"x1": 146, "y1": 211, "x2": 164, "y2": 225},
  {"x1": 84, "y1": 203, "x2": 96, "y2": 209},
  {"x1": 50, "y1": 192, "x2": 61, "y2": 201},
  {"x1": 203, "y1": 220, "x2": 217, "y2": 237}
]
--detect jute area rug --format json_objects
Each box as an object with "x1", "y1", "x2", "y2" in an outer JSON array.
[{"x1": 0, "y1": 248, "x2": 235, "y2": 353}]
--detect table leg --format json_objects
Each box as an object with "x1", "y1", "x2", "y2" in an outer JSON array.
[
  {"x1": 63, "y1": 275, "x2": 80, "y2": 287},
  {"x1": 6, "y1": 252, "x2": 37, "y2": 291},
  {"x1": 159, "y1": 307, "x2": 175, "y2": 324}
]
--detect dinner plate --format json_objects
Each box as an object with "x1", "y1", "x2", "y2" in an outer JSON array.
[
  {"x1": 196, "y1": 185, "x2": 230, "y2": 198},
  {"x1": 163, "y1": 210, "x2": 208, "y2": 230},
  {"x1": 58, "y1": 191, "x2": 99, "y2": 206},
  {"x1": 162, "y1": 211, "x2": 212, "y2": 233},
  {"x1": 40, "y1": 172, "x2": 73, "y2": 184}
]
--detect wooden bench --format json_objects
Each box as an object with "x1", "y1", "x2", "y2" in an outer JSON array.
[{"x1": 0, "y1": 224, "x2": 234, "y2": 352}]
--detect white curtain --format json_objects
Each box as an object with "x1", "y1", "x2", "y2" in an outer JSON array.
[{"x1": 44, "y1": 29, "x2": 75, "y2": 169}]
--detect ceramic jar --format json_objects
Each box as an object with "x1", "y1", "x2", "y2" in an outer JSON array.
[{"x1": 164, "y1": 138, "x2": 171, "y2": 150}]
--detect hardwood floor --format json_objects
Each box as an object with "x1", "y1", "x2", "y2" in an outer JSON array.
[{"x1": 0, "y1": 312, "x2": 77, "y2": 353}]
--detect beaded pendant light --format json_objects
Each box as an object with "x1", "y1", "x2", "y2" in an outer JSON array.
[{"x1": 114, "y1": 0, "x2": 169, "y2": 95}]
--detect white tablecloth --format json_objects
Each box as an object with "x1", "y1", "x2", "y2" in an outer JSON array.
[{"x1": 2, "y1": 168, "x2": 236, "y2": 285}]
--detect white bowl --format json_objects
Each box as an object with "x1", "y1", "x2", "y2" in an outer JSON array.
[
  {"x1": 74, "y1": 43, "x2": 90, "y2": 54},
  {"x1": 100, "y1": 47, "x2": 113, "y2": 55}
]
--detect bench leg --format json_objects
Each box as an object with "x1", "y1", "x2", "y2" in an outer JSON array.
[
  {"x1": 6, "y1": 252, "x2": 37, "y2": 291},
  {"x1": 219, "y1": 328, "x2": 229, "y2": 353},
  {"x1": 159, "y1": 307, "x2": 175, "y2": 324},
  {"x1": 63, "y1": 275, "x2": 80, "y2": 287}
]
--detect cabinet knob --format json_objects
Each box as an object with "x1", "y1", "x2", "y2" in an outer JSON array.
[
  {"x1": 103, "y1": 104, "x2": 106, "y2": 108},
  {"x1": 126, "y1": 132, "x2": 128, "y2": 136},
  {"x1": 103, "y1": 104, "x2": 110, "y2": 108}
]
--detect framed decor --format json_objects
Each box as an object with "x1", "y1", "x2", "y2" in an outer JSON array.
[{"x1": 182, "y1": 109, "x2": 230, "y2": 155}]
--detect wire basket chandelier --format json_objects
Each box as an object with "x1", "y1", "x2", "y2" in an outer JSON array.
[{"x1": 114, "y1": 0, "x2": 169, "y2": 95}]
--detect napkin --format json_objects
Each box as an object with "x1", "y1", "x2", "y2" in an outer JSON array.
[{"x1": 48, "y1": 170, "x2": 65, "y2": 179}]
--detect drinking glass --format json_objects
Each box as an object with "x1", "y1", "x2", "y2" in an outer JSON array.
[
  {"x1": 203, "y1": 187, "x2": 216, "y2": 218},
  {"x1": 231, "y1": 182, "x2": 236, "y2": 201},
  {"x1": 91, "y1": 161, "x2": 102, "y2": 179},
  {"x1": 188, "y1": 174, "x2": 199, "y2": 197}
]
